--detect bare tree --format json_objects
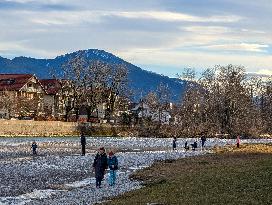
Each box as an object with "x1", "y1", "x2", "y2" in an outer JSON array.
[
  {"x1": 259, "y1": 76, "x2": 272, "y2": 134},
  {"x1": 178, "y1": 64, "x2": 264, "y2": 137},
  {"x1": 16, "y1": 93, "x2": 40, "y2": 119},
  {"x1": 0, "y1": 91, "x2": 17, "y2": 119},
  {"x1": 106, "y1": 64, "x2": 128, "y2": 122},
  {"x1": 54, "y1": 55, "x2": 128, "y2": 122},
  {"x1": 144, "y1": 91, "x2": 159, "y2": 112}
]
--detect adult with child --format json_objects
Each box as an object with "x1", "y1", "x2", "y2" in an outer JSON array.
[
  {"x1": 107, "y1": 151, "x2": 118, "y2": 186},
  {"x1": 92, "y1": 147, "x2": 108, "y2": 188}
]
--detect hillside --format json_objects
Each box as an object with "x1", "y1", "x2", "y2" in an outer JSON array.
[{"x1": 0, "y1": 49, "x2": 186, "y2": 102}]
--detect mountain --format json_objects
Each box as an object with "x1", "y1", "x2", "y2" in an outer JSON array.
[{"x1": 0, "y1": 49, "x2": 186, "y2": 102}]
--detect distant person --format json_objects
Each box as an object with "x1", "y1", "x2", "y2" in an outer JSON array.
[
  {"x1": 191, "y1": 140, "x2": 197, "y2": 151},
  {"x1": 201, "y1": 135, "x2": 207, "y2": 148},
  {"x1": 93, "y1": 147, "x2": 108, "y2": 188},
  {"x1": 184, "y1": 141, "x2": 189, "y2": 151},
  {"x1": 236, "y1": 135, "x2": 241, "y2": 148},
  {"x1": 31, "y1": 141, "x2": 38, "y2": 155},
  {"x1": 172, "y1": 137, "x2": 177, "y2": 150},
  {"x1": 80, "y1": 133, "x2": 86, "y2": 156},
  {"x1": 107, "y1": 151, "x2": 118, "y2": 186}
]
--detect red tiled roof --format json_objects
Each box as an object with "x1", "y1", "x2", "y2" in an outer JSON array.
[
  {"x1": 0, "y1": 74, "x2": 34, "y2": 91},
  {"x1": 40, "y1": 79, "x2": 61, "y2": 95}
]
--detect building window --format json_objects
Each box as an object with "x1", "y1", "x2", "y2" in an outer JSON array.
[{"x1": 0, "y1": 79, "x2": 15, "y2": 85}]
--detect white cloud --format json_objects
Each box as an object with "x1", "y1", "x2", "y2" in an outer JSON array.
[
  {"x1": 29, "y1": 10, "x2": 102, "y2": 25},
  {"x1": 114, "y1": 11, "x2": 242, "y2": 23},
  {"x1": 27, "y1": 10, "x2": 242, "y2": 26},
  {"x1": 0, "y1": 42, "x2": 25, "y2": 54},
  {"x1": 4, "y1": 0, "x2": 67, "y2": 3},
  {"x1": 184, "y1": 26, "x2": 231, "y2": 35},
  {"x1": 0, "y1": 0, "x2": 271, "y2": 76},
  {"x1": 205, "y1": 43, "x2": 269, "y2": 52},
  {"x1": 117, "y1": 48, "x2": 272, "y2": 73},
  {"x1": 0, "y1": 41, "x2": 61, "y2": 58},
  {"x1": 256, "y1": 69, "x2": 272, "y2": 76},
  {"x1": 5, "y1": 0, "x2": 34, "y2": 2}
]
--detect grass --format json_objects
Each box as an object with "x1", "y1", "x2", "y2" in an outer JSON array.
[{"x1": 101, "y1": 144, "x2": 272, "y2": 205}]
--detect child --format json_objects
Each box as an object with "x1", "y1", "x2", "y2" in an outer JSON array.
[
  {"x1": 31, "y1": 141, "x2": 37, "y2": 155},
  {"x1": 107, "y1": 151, "x2": 118, "y2": 186}
]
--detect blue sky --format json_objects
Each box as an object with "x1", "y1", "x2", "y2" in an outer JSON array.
[{"x1": 0, "y1": 0, "x2": 271, "y2": 77}]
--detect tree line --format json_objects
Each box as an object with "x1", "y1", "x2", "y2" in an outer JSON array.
[
  {"x1": 0, "y1": 54, "x2": 271, "y2": 138},
  {"x1": 173, "y1": 65, "x2": 272, "y2": 137}
]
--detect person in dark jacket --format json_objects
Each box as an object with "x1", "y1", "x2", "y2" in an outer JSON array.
[
  {"x1": 93, "y1": 147, "x2": 108, "y2": 188},
  {"x1": 172, "y1": 137, "x2": 177, "y2": 150},
  {"x1": 80, "y1": 134, "x2": 86, "y2": 156},
  {"x1": 107, "y1": 151, "x2": 118, "y2": 186},
  {"x1": 31, "y1": 141, "x2": 37, "y2": 155},
  {"x1": 184, "y1": 141, "x2": 189, "y2": 151},
  {"x1": 201, "y1": 135, "x2": 207, "y2": 149},
  {"x1": 191, "y1": 140, "x2": 197, "y2": 151}
]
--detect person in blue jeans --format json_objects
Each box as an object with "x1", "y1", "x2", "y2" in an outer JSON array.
[{"x1": 107, "y1": 151, "x2": 118, "y2": 186}]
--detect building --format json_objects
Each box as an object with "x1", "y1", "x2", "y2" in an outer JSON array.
[
  {"x1": 40, "y1": 79, "x2": 64, "y2": 118},
  {"x1": 0, "y1": 73, "x2": 126, "y2": 122},
  {"x1": 131, "y1": 101, "x2": 171, "y2": 125},
  {"x1": 0, "y1": 74, "x2": 45, "y2": 119}
]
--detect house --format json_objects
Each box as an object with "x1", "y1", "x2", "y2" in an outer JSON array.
[
  {"x1": 0, "y1": 74, "x2": 45, "y2": 119},
  {"x1": 78, "y1": 103, "x2": 107, "y2": 123},
  {"x1": 151, "y1": 110, "x2": 171, "y2": 125},
  {"x1": 40, "y1": 79, "x2": 63, "y2": 117},
  {"x1": 131, "y1": 101, "x2": 151, "y2": 118},
  {"x1": 131, "y1": 101, "x2": 171, "y2": 125},
  {"x1": 0, "y1": 73, "x2": 126, "y2": 122}
]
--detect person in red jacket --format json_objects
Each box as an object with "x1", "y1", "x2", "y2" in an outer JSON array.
[{"x1": 236, "y1": 135, "x2": 241, "y2": 148}]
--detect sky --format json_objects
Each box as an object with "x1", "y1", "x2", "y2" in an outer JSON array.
[{"x1": 0, "y1": 0, "x2": 271, "y2": 77}]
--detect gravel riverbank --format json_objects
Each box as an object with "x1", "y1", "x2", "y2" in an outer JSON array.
[{"x1": 0, "y1": 137, "x2": 271, "y2": 205}]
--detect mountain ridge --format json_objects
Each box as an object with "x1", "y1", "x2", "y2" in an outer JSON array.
[{"x1": 0, "y1": 49, "x2": 186, "y2": 102}]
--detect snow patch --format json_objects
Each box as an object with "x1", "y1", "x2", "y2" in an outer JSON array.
[
  {"x1": 65, "y1": 178, "x2": 96, "y2": 188},
  {"x1": 0, "y1": 189, "x2": 64, "y2": 205}
]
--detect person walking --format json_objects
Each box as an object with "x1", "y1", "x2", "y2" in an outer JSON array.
[
  {"x1": 31, "y1": 141, "x2": 38, "y2": 155},
  {"x1": 236, "y1": 135, "x2": 241, "y2": 148},
  {"x1": 93, "y1": 147, "x2": 108, "y2": 188},
  {"x1": 107, "y1": 151, "x2": 118, "y2": 186},
  {"x1": 184, "y1": 141, "x2": 189, "y2": 151},
  {"x1": 172, "y1": 136, "x2": 177, "y2": 150},
  {"x1": 201, "y1": 134, "x2": 207, "y2": 149},
  {"x1": 80, "y1": 133, "x2": 86, "y2": 156}
]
